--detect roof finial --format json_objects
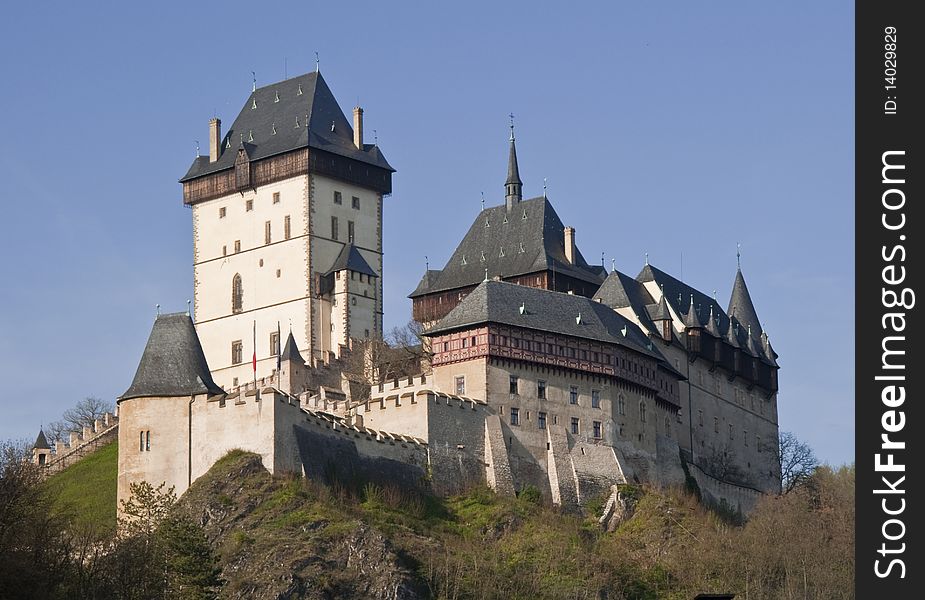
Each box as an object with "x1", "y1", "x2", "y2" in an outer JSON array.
[
  {"x1": 484, "y1": 268, "x2": 489, "y2": 282},
  {"x1": 251, "y1": 71, "x2": 256, "y2": 92},
  {"x1": 425, "y1": 255, "x2": 429, "y2": 270},
  {"x1": 373, "y1": 129, "x2": 378, "y2": 145},
  {"x1": 186, "y1": 299, "x2": 191, "y2": 317},
  {"x1": 195, "y1": 140, "x2": 200, "y2": 157},
  {"x1": 611, "y1": 258, "x2": 616, "y2": 273},
  {"x1": 481, "y1": 191, "x2": 485, "y2": 211},
  {"x1": 543, "y1": 177, "x2": 547, "y2": 199},
  {"x1": 601, "y1": 252, "x2": 605, "y2": 268},
  {"x1": 736, "y1": 242, "x2": 741, "y2": 269},
  {"x1": 315, "y1": 52, "x2": 320, "y2": 73},
  {"x1": 713, "y1": 289, "x2": 717, "y2": 300},
  {"x1": 509, "y1": 112, "x2": 515, "y2": 141},
  {"x1": 155, "y1": 303, "x2": 160, "y2": 317},
  {"x1": 645, "y1": 252, "x2": 649, "y2": 265}
]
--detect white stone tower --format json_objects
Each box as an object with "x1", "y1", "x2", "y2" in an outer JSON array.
[{"x1": 180, "y1": 72, "x2": 394, "y2": 388}]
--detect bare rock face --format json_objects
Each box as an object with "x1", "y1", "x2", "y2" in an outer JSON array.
[
  {"x1": 598, "y1": 484, "x2": 640, "y2": 532},
  {"x1": 175, "y1": 452, "x2": 428, "y2": 600}
]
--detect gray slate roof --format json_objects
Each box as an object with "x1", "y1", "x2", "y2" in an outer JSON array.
[
  {"x1": 425, "y1": 280, "x2": 665, "y2": 362},
  {"x1": 34, "y1": 429, "x2": 50, "y2": 450},
  {"x1": 592, "y1": 269, "x2": 657, "y2": 333},
  {"x1": 180, "y1": 72, "x2": 393, "y2": 183},
  {"x1": 280, "y1": 331, "x2": 305, "y2": 364},
  {"x1": 410, "y1": 269, "x2": 442, "y2": 296},
  {"x1": 326, "y1": 244, "x2": 378, "y2": 277},
  {"x1": 727, "y1": 269, "x2": 763, "y2": 336},
  {"x1": 120, "y1": 313, "x2": 224, "y2": 401},
  {"x1": 409, "y1": 196, "x2": 605, "y2": 298},
  {"x1": 506, "y1": 137, "x2": 522, "y2": 187}
]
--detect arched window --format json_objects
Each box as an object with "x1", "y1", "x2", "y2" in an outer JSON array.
[
  {"x1": 232, "y1": 274, "x2": 243, "y2": 313},
  {"x1": 639, "y1": 401, "x2": 647, "y2": 423}
]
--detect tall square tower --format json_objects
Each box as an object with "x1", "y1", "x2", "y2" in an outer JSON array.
[{"x1": 179, "y1": 72, "x2": 394, "y2": 388}]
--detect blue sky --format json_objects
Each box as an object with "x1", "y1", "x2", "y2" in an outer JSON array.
[{"x1": 0, "y1": 2, "x2": 854, "y2": 466}]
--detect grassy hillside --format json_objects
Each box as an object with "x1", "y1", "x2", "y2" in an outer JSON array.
[
  {"x1": 37, "y1": 444, "x2": 853, "y2": 599},
  {"x1": 44, "y1": 440, "x2": 118, "y2": 534}
]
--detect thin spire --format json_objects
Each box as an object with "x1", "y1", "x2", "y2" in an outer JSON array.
[
  {"x1": 481, "y1": 192, "x2": 485, "y2": 211},
  {"x1": 737, "y1": 242, "x2": 741, "y2": 269},
  {"x1": 251, "y1": 71, "x2": 256, "y2": 92},
  {"x1": 315, "y1": 52, "x2": 320, "y2": 73},
  {"x1": 504, "y1": 114, "x2": 522, "y2": 209}
]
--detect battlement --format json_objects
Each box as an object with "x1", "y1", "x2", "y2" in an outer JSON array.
[{"x1": 43, "y1": 411, "x2": 119, "y2": 475}]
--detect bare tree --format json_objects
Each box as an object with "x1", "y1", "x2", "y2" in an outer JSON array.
[
  {"x1": 43, "y1": 420, "x2": 70, "y2": 445},
  {"x1": 777, "y1": 431, "x2": 818, "y2": 494},
  {"x1": 62, "y1": 396, "x2": 113, "y2": 432}
]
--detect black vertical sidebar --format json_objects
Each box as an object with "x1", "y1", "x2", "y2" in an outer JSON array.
[{"x1": 856, "y1": 1, "x2": 922, "y2": 596}]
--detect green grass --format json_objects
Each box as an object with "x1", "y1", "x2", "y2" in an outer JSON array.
[{"x1": 43, "y1": 440, "x2": 118, "y2": 534}]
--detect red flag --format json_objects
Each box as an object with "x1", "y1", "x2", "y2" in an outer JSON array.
[{"x1": 252, "y1": 321, "x2": 257, "y2": 373}]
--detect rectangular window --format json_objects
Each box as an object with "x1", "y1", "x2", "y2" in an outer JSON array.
[
  {"x1": 593, "y1": 421, "x2": 602, "y2": 439},
  {"x1": 246, "y1": 199, "x2": 253, "y2": 211},
  {"x1": 744, "y1": 430, "x2": 749, "y2": 447},
  {"x1": 331, "y1": 216, "x2": 339, "y2": 240},
  {"x1": 714, "y1": 417, "x2": 719, "y2": 433},
  {"x1": 231, "y1": 340, "x2": 243, "y2": 364},
  {"x1": 270, "y1": 331, "x2": 280, "y2": 356},
  {"x1": 570, "y1": 417, "x2": 580, "y2": 435},
  {"x1": 591, "y1": 389, "x2": 600, "y2": 408},
  {"x1": 264, "y1": 221, "x2": 272, "y2": 245},
  {"x1": 234, "y1": 240, "x2": 241, "y2": 253},
  {"x1": 569, "y1": 386, "x2": 579, "y2": 405},
  {"x1": 348, "y1": 220, "x2": 355, "y2": 243},
  {"x1": 510, "y1": 407, "x2": 520, "y2": 426},
  {"x1": 757, "y1": 435, "x2": 762, "y2": 452},
  {"x1": 509, "y1": 375, "x2": 519, "y2": 395},
  {"x1": 284, "y1": 215, "x2": 291, "y2": 239},
  {"x1": 219, "y1": 206, "x2": 226, "y2": 218},
  {"x1": 334, "y1": 191, "x2": 342, "y2": 205},
  {"x1": 145, "y1": 431, "x2": 150, "y2": 451},
  {"x1": 455, "y1": 376, "x2": 465, "y2": 395},
  {"x1": 729, "y1": 424, "x2": 734, "y2": 439},
  {"x1": 698, "y1": 410, "x2": 704, "y2": 426},
  {"x1": 272, "y1": 191, "x2": 280, "y2": 204},
  {"x1": 139, "y1": 431, "x2": 144, "y2": 452},
  {"x1": 352, "y1": 196, "x2": 360, "y2": 209},
  {"x1": 538, "y1": 412, "x2": 547, "y2": 430},
  {"x1": 222, "y1": 245, "x2": 227, "y2": 256}
]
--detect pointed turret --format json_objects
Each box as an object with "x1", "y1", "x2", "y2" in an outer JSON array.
[
  {"x1": 727, "y1": 268, "x2": 762, "y2": 337},
  {"x1": 761, "y1": 331, "x2": 779, "y2": 367},
  {"x1": 32, "y1": 429, "x2": 52, "y2": 466},
  {"x1": 504, "y1": 120, "x2": 523, "y2": 209},
  {"x1": 724, "y1": 317, "x2": 741, "y2": 349},
  {"x1": 705, "y1": 305, "x2": 721, "y2": 337},
  {"x1": 683, "y1": 295, "x2": 703, "y2": 329},
  {"x1": 280, "y1": 331, "x2": 305, "y2": 364},
  {"x1": 120, "y1": 313, "x2": 224, "y2": 401},
  {"x1": 279, "y1": 331, "x2": 307, "y2": 395},
  {"x1": 651, "y1": 287, "x2": 673, "y2": 341}
]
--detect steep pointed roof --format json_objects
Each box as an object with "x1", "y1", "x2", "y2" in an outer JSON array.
[
  {"x1": 705, "y1": 305, "x2": 721, "y2": 337},
  {"x1": 637, "y1": 263, "x2": 731, "y2": 328},
  {"x1": 652, "y1": 291, "x2": 672, "y2": 321},
  {"x1": 408, "y1": 196, "x2": 605, "y2": 298},
  {"x1": 761, "y1": 331, "x2": 779, "y2": 367},
  {"x1": 180, "y1": 71, "x2": 393, "y2": 184},
  {"x1": 593, "y1": 269, "x2": 657, "y2": 332},
  {"x1": 727, "y1": 268, "x2": 762, "y2": 336},
  {"x1": 506, "y1": 136, "x2": 522, "y2": 188},
  {"x1": 120, "y1": 313, "x2": 224, "y2": 401},
  {"x1": 683, "y1": 296, "x2": 704, "y2": 329},
  {"x1": 33, "y1": 429, "x2": 50, "y2": 450},
  {"x1": 280, "y1": 331, "x2": 305, "y2": 364},
  {"x1": 724, "y1": 317, "x2": 741, "y2": 349},
  {"x1": 326, "y1": 244, "x2": 377, "y2": 277}
]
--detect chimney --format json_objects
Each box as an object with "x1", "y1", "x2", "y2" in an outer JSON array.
[
  {"x1": 209, "y1": 118, "x2": 222, "y2": 163},
  {"x1": 353, "y1": 106, "x2": 364, "y2": 150},
  {"x1": 564, "y1": 226, "x2": 576, "y2": 264}
]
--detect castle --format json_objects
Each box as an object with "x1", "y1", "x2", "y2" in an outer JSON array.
[{"x1": 34, "y1": 71, "x2": 780, "y2": 515}]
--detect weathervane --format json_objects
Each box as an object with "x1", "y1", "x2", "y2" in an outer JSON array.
[
  {"x1": 509, "y1": 113, "x2": 515, "y2": 141},
  {"x1": 737, "y1": 243, "x2": 741, "y2": 268}
]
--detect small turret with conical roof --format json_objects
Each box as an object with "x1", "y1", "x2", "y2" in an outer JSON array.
[
  {"x1": 651, "y1": 286, "x2": 673, "y2": 342},
  {"x1": 278, "y1": 331, "x2": 308, "y2": 395},
  {"x1": 32, "y1": 429, "x2": 52, "y2": 466},
  {"x1": 683, "y1": 295, "x2": 703, "y2": 352}
]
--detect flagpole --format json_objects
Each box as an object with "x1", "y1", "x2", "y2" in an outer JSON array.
[{"x1": 252, "y1": 320, "x2": 257, "y2": 398}]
